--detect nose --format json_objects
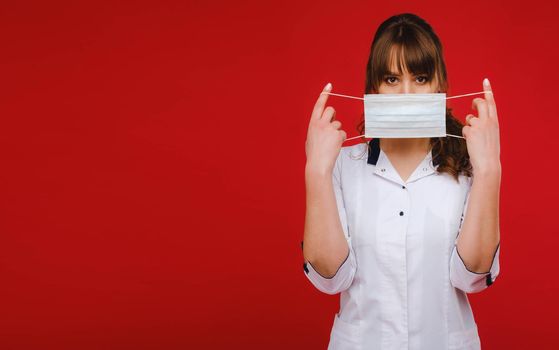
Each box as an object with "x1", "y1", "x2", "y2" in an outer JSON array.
[
  {"x1": 398, "y1": 81, "x2": 412, "y2": 94},
  {"x1": 401, "y1": 81, "x2": 419, "y2": 94}
]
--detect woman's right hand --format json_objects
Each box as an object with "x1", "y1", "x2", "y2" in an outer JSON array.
[{"x1": 305, "y1": 83, "x2": 347, "y2": 175}]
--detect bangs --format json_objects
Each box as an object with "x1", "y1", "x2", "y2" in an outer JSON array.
[
  {"x1": 370, "y1": 24, "x2": 442, "y2": 91},
  {"x1": 385, "y1": 43, "x2": 436, "y2": 78}
]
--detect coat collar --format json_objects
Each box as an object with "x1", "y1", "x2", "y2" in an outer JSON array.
[
  {"x1": 367, "y1": 138, "x2": 440, "y2": 185},
  {"x1": 367, "y1": 138, "x2": 382, "y2": 165},
  {"x1": 367, "y1": 138, "x2": 440, "y2": 166}
]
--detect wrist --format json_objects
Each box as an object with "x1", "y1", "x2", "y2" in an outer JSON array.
[
  {"x1": 305, "y1": 162, "x2": 333, "y2": 178},
  {"x1": 472, "y1": 163, "x2": 502, "y2": 178}
]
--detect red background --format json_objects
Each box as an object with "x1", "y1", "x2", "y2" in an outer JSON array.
[{"x1": 0, "y1": 0, "x2": 557, "y2": 349}]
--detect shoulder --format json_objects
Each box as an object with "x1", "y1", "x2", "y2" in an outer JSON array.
[
  {"x1": 334, "y1": 142, "x2": 369, "y2": 179},
  {"x1": 456, "y1": 173, "x2": 473, "y2": 187},
  {"x1": 338, "y1": 142, "x2": 369, "y2": 164},
  {"x1": 444, "y1": 173, "x2": 473, "y2": 202}
]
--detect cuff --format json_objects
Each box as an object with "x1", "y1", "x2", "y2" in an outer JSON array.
[
  {"x1": 303, "y1": 245, "x2": 357, "y2": 295},
  {"x1": 450, "y1": 242, "x2": 500, "y2": 293}
]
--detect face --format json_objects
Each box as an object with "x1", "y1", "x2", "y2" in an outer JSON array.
[{"x1": 378, "y1": 57, "x2": 439, "y2": 94}]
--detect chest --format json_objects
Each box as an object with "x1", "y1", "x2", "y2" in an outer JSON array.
[{"x1": 340, "y1": 167, "x2": 469, "y2": 250}]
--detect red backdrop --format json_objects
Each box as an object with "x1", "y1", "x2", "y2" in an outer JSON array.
[{"x1": 1, "y1": 0, "x2": 557, "y2": 348}]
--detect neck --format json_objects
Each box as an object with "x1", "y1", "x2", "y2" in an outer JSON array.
[{"x1": 379, "y1": 138, "x2": 432, "y2": 154}]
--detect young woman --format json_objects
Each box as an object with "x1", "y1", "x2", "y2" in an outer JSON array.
[{"x1": 302, "y1": 13, "x2": 501, "y2": 350}]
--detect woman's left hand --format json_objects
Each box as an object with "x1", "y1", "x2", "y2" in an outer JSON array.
[{"x1": 462, "y1": 78, "x2": 501, "y2": 174}]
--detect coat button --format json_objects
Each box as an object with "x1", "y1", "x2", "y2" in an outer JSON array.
[
  {"x1": 399, "y1": 211, "x2": 404, "y2": 216},
  {"x1": 402, "y1": 185, "x2": 406, "y2": 189}
]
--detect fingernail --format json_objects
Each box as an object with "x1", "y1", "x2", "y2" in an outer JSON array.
[
  {"x1": 324, "y1": 82, "x2": 332, "y2": 91},
  {"x1": 483, "y1": 78, "x2": 490, "y2": 86}
]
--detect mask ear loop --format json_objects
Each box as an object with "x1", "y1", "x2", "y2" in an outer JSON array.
[{"x1": 320, "y1": 90, "x2": 493, "y2": 141}]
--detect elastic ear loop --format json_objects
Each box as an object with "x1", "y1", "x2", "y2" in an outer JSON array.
[{"x1": 320, "y1": 90, "x2": 493, "y2": 141}]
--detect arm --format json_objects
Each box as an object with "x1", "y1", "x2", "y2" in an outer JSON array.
[
  {"x1": 303, "y1": 159, "x2": 349, "y2": 277},
  {"x1": 456, "y1": 170, "x2": 501, "y2": 273},
  {"x1": 451, "y1": 78, "x2": 502, "y2": 293},
  {"x1": 450, "y1": 174, "x2": 501, "y2": 293},
  {"x1": 303, "y1": 151, "x2": 356, "y2": 294},
  {"x1": 301, "y1": 83, "x2": 356, "y2": 294}
]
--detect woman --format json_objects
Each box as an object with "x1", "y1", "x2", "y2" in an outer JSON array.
[{"x1": 302, "y1": 13, "x2": 501, "y2": 350}]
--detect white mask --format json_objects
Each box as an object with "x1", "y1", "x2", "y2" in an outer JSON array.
[{"x1": 364, "y1": 93, "x2": 446, "y2": 138}]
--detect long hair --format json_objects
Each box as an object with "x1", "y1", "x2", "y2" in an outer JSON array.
[{"x1": 357, "y1": 13, "x2": 472, "y2": 180}]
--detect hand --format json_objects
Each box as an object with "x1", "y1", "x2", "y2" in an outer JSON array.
[
  {"x1": 305, "y1": 83, "x2": 347, "y2": 175},
  {"x1": 462, "y1": 78, "x2": 501, "y2": 175}
]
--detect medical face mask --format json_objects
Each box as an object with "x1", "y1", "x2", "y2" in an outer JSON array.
[
  {"x1": 321, "y1": 89, "x2": 492, "y2": 140},
  {"x1": 364, "y1": 93, "x2": 445, "y2": 138}
]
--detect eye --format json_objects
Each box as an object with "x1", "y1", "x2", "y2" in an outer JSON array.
[
  {"x1": 416, "y1": 75, "x2": 429, "y2": 84},
  {"x1": 385, "y1": 76, "x2": 398, "y2": 84}
]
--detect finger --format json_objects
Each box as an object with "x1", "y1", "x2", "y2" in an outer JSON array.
[
  {"x1": 331, "y1": 120, "x2": 342, "y2": 129},
  {"x1": 311, "y1": 83, "x2": 332, "y2": 121},
  {"x1": 322, "y1": 106, "x2": 336, "y2": 123},
  {"x1": 462, "y1": 125, "x2": 470, "y2": 139},
  {"x1": 471, "y1": 97, "x2": 488, "y2": 120},
  {"x1": 465, "y1": 114, "x2": 479, "y2": 126},
  {"x1": 339, "y1": 129, "x2": 347, "y2": 142},
  {"x1": 483, "y1": 78, "x2": 498, "y2": 119}
]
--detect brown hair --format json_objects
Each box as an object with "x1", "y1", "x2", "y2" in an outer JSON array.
[{"x1": 356, "y1": 13, "x2": 472, "y2": 180}]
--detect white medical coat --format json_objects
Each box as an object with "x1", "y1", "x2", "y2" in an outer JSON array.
[{"x1": 303, "y1": 138, "x2": 501, "y2": 350}]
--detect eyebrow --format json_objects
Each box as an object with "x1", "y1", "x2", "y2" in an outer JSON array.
[{"x1": 384, "y1": 71, "x2": 428, "y2": 76}]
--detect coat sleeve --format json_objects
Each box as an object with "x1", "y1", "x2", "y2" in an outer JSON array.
[
  {"x1": 302, "y1": 150, "x2": 357, "y2": 295},
  {"x1": 449, "y1": 180, "x2": 501, "y2": 294}
]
